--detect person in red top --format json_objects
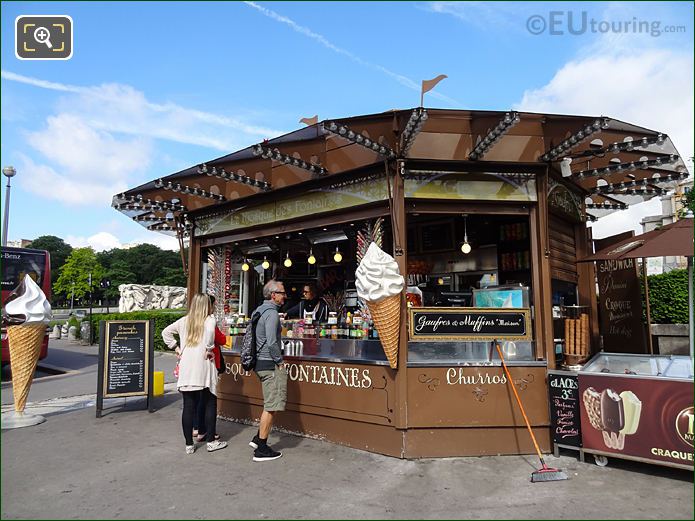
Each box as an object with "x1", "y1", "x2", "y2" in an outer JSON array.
[{"x1": 192, "y1": 295, "x2": 225, "y2": 442}]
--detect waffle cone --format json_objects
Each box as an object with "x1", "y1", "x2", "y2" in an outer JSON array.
[
  {"x1": 8, "y1": 323, "x2": 46, "y2": 412},
  {"x1": 366, "y1": 293, "x2": 401, "y2": 369}
]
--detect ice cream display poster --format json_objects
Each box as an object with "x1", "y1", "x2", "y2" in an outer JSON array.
[{"x1": 579, "y1": 374, "x2": 694, "y2": 469}]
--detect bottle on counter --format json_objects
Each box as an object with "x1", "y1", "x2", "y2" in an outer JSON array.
[
  {"x1": 370, "y1": 320, "x2": 379, "y2": 339},
  {"x1": 331, "y1": 323, "x2": 338, "y2": 340}
]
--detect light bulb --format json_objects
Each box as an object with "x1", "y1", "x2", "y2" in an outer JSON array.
[
  {"x1": 284, "y1": 252, "x2": 292, "y2": 268},
  {"x1": 461, "y1": 214, "x2": 472, "y2": 254},
  {"x1": 261, "y1": 257, "x2": 270, "y2": 270},
  {"x1": 437, "y1": 278, "x2": 444, "y2": 285},
  {"x1": 241, "y1": 261, "x2": 250, "y2": 271},
  {"x1": 333, "y1": 246, "x2": 342, "y2": 263},
  {"x1": 308, "y1": 249, "x2": 316, "y2": 265}
]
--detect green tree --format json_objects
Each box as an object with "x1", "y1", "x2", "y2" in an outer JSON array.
[
  {"x1": 29, "y1": 235, "x2": 73, "y2": 287},
  {"x1": 98, "y1": 244, "x2": 184, "y2": 285},
  {"x1": 102, "y1": 261, "x2": 138, "y2": 299},
  {"x1": 153, "y1": 266, "x2": 187, "y2": 287},
  {"x1": 55, "y1": 248, "x2": 106, "y2": 301}
]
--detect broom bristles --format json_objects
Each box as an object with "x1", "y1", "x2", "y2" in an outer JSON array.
[{"x1": 531, "y1": 466, "x2": 569, "y2": 482}]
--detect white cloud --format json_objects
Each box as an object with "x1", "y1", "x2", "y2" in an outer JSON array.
[
  {"x1": 2, "y1": 70, "x2": 286, "y2": 150},
  {"x1": 65, "y1": 231, "x2": 180, "y2": 252},
  {"x1": 26, "y1": 114, "x2": 151, "y2": 182},
  {"x1": 17, "y1": 155, "x2": 130, "y2": 207},
  {"x1": 244, "y1": 1, "x2": 461, "y2": 107},
  {"x1": 515, "y1": 45, "x2": 693, "y2": 239}
]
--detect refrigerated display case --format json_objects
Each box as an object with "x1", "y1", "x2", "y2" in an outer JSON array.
[{"x1": 549, "y1": 352, "x2": 694, "y2": 470}]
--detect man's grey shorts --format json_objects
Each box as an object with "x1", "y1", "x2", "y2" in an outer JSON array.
[{"x1": 256, "y1": 366, "x2": 287, "y2": 411}]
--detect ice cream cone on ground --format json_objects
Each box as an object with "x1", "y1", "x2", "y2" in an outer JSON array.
[
  {"x1": 2, "y1": 275, "x2": 52, "y2": 418},
  {"x1": 8, "y1": 323, "x2": 46, "y2": 412},
  {"x1": 366, "y1": 293, "x2": 402, "y2": 369}
]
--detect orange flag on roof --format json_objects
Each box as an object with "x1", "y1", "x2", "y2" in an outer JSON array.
[
  {"x1": 300, "y1": 115, "x2": 319, "y2": 126},
  {"x1": 421, "y1": 74, "x2": 447, "y2": 95}
]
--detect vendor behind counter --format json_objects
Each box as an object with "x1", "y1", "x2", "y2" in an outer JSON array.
[{"x1": 283, "y1": 282, "x2": 329, "y2": 322}]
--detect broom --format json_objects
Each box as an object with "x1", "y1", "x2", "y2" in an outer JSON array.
[{"x1": 495, "y1": 340, "x2": 568, "y2": 483}]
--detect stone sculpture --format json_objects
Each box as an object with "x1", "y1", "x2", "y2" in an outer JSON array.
[{"x1": 118, "y1": 284, "x2": 187, "y2": 312}]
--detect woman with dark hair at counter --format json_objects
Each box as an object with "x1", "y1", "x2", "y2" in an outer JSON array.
[{"x1": 284, "y1": 282, "x2": 329, "y2": 322}]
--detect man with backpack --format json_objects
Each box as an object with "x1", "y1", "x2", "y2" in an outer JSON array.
[{"x1": 248, "y1": 279, "x2": 287, "y2": 462}]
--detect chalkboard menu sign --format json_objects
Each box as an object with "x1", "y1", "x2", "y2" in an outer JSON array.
[
  {"x1": 548, "y1": 370, "x2": 581, "y2": 448},
  {"x1": 409, "y1": 307, "x2": 531, "y2": 341},
  {"x1": 419, "y1": 220, "x2": 455, "y2": 253},
  {"x1": 97, "y1": 320, "x2": 154, "y2": 417}
]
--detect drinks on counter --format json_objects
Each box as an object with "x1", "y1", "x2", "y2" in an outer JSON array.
[{"x1": 221, "y1": 310, "x2": 378, "y2": 340}]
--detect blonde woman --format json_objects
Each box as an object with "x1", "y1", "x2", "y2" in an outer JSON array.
[{"x1": 162, "y1": 294, "x2": 227, "y2": 454}]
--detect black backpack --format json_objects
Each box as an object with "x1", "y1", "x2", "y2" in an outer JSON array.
[{"x1": 240, "y1": 308, "x2": 270, "y2": 371}]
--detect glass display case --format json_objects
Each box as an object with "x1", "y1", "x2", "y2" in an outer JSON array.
[
  {"x1": 407, "y1": 340, "x2": 536, "y2": 365},
  {"x1": 582, "y1": 352, "x2": 694, "y2": 379}
]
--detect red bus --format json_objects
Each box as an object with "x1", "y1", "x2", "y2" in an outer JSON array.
[{"x1": 1, "y1": 246, "x2": 51, "y2": 366}]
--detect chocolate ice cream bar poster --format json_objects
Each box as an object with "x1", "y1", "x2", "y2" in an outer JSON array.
[{"x1": 579, "y1": 374, "x2": 693, "y2": 469}]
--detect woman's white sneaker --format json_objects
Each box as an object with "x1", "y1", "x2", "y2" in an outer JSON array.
[
  {"x1": 185, "y1": 445, "x2": 195, "y2": 454},
  {"x1": 207, "y1": 440, "x2": 228, "y2": 452}
]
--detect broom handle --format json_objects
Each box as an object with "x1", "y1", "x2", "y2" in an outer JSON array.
[{"x1": 495, "y1": 340, "x2": 545, "y2": 463}]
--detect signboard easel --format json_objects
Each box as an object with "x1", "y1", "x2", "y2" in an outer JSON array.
[{"x1": 96, "y1": 319, "x2": 154, "y2": 418}]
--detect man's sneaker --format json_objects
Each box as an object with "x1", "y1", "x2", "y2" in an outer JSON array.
[
  {"x1": 249, "y1": 434, "x2": 260, "y2": 449},
  {"x1": 207, "y1": 440, "x2": 228, "y2": 452},
  {"x1": 253, "y1": 445, "x2": 282, "y2": 462},
  {"x1": 185, "y1": 445, "x2": 195, "y2": 455}
]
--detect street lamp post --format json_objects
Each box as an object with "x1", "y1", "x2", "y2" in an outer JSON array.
[
  {"x1": 70, "y1": 281, "x2": 75, "y2": 311},
  {"x1": 88, "y1": 272, "x2": 93, "y2": 345},
  {"x1": 2, "y1": 166, "x2": 17, "y2": 247}
]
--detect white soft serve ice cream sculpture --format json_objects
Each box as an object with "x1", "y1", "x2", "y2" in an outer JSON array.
[
  {"x1": 2, "y1": 274, "x2": 52, "y2": 414},
  {"x1": 355, "y1": 243, "x2": 404, "y2": 369}
]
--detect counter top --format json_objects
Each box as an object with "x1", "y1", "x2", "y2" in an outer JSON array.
[{"x1": 222, "y1": 337, "x2": 545, "y2": 367}]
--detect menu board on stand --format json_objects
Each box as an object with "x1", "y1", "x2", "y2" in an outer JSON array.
[
  {"x1": 96, "y1": 320, "x2": 154, "y2": 417},
  {"x1": 548, "y1": 370, "x2": 582, "y2": 454}
]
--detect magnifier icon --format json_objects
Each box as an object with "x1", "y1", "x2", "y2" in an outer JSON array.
[{"x1": 33, "y1": 26, "x2": 53, "y2": 49}]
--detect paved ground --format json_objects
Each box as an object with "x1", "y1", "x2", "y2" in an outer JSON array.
[{"x1": 1, "y1": 339, "x2": 693, "y2": 519}]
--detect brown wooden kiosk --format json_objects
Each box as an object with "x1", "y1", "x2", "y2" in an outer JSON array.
[{"x1": 114, "y1": 108, "x2": 687, "y2": 458}]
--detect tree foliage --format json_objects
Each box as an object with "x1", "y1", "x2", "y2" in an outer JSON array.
[
  {"x1": 55, "y1": 248, "x2": 106, "y2": 300},
  {"x1": 97, "y1": 244, "x2": 184, "y2": 286},
  {"x1": 29, "y1": 235, "x2": 73, "y2": 285},
  {"x1": 32, "y1": 236, "x2": 186, "y2": 304}
]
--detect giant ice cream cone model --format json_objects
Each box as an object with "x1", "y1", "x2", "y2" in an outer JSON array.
[
  {"x1": 356, "y1": 243, "x2": 404, "y2": 369},
  {"x1": 1, "y1": 274, "x2": 52, "y2": 429}
]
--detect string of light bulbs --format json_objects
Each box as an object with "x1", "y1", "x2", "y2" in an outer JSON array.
[
  {"x1": 468, "y1": 111, "x2": 521, "y2": 161},
  {"x1": 540, "y1": 118, "x2": 611, "y2": 161},
  {"x1": 153, "y1": 179, "x2": 226, "y2": 201},
  {"x1": 401, "y1": 108, "x2": 428, "y2": 157},
  {"x1": 322, "y1": 121, "x2": 396, "y2": 158},
  {"x1": 197, "y1": 163, "x2": 271, "y2": 191},
  {"x1": 252, "y1": 144, "x2": 327, "y2": 177}
]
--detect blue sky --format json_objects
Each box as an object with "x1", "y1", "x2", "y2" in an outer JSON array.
[{"x1": 1, "y1": 1, "x2": 693, "y2": 250}]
